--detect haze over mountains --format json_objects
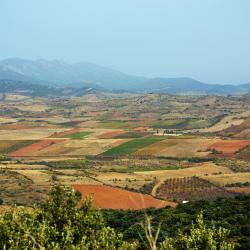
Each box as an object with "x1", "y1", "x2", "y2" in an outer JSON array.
[{"x1": 0, "y1": 58, "x2": 250, "y2": 96}]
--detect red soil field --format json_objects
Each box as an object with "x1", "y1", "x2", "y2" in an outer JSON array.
[
  {"x1": 8, "y1": 139, "x2": 64, "y2": 157},
  {"x1": 73, "y1": 184, "x2": 176, "y2": 210},
  {"x1": 50, "y1": 128, "x2": 81, "y2": 138},
  {"x1": 98, "y1": 130, "x2": 125, "y2": 139},
  {"x1": 209, "y1": 140, "x2": 250, "y2": 154}
]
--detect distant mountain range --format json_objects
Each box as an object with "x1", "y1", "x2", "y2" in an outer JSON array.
[{"x1": 0, "y1": 58, "x2": 250, "y2": 96}]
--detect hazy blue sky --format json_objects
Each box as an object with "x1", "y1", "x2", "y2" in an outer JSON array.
[{"x1": 1, "y1": 0, "x2": 250, "y2": 84}]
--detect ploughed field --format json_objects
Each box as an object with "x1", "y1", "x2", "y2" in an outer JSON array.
[{"x1": 73, "y1": 184, "x2": 176, "y2": 210}]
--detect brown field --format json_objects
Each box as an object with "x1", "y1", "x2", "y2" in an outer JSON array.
[
  {"x1": 202, "y1": 173, "x2": 250, "y2": 186},
  {"x1": 30, "y1": 139, "x2": 129, "y2": 157},
  {"x1": 94, "y1": 171, "x2": 151, "y2": 190},
  {"x1": 8, "y1": 139, "x2": 65, "y2": 157},
  {"x1": 209, "y1": 140, "x2": 250, "y2": 154},
  {"x1": 136, "y1": 138, "x2": 218, "y2": 157},
  {"x1": 98, "y1": 130, "x2": 125, "y2": 139},
  {"x1": 73, "y1": 184, "x2": 176, "y2": 210},
  {"x1": 0, "y1": 127, "x2": 67, "y2": 140},
  {"x1": 50, "y1": 128, "x2": 81, "y2": 138},
  {"x1": 135, "y1": 163, "x2": 233, "y2": 181}
]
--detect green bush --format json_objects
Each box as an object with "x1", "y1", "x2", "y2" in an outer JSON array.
[
  {"x1": 0, "y1": 185, "x2": 137, "y2": 250},
  {"x1": 160, "y1": 213, "x2": 235, "y2": 250}
]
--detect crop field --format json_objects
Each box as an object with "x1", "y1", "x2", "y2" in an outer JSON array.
[
  {"x1": 209, "y1": 140, "x2": 250, "y2": 154},
  {"x1": 8, "y1": 139, "x2": 65, "y2": 157},
  {"x1": 139, "y1": 138, "x2": 218, "y2": 157},
  {"x1": 135, "y1": 163, "x2": 233, "y2": 181},
  {"x1": 114, "y1": 131, "x2": 149, "y2": 138},
  {"x1": 134, "y1": 140, "x2": 178, "y2": 156},
  {"x1": 73, "y1": 184, "x2": 176, "y2": 210},
  {"x1": 156, "y1": 176, "x2": 236, "y2": 202},
  {"x1": 101, "y1": 137, "x2": 163, "y2": 156},
  {"x1": 50, "y1": 128, "x2": 81, "y2": 138},
  {"x1": 30, "y1": 139, "x2": 128, "y2": 157},
  {"x1": 0, "y1": 140, "x2": 37, "y2": 154},
  {"x1": 63, "y1": 131, "x2": 93, "y2": 139},
  {"x1": 98, "y1": 130, "x2": 125, "y2": 139},
  {"x1": 0, "y1": 127, "x2": 66, "y2": 140}
]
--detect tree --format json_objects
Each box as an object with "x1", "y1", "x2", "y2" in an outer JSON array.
[
  {"x1": 160, "y1": 212, "x2": 235, "y2": 250},
  {"x1": 0, "y1": 184, "x2": 137, "y2": 250}
]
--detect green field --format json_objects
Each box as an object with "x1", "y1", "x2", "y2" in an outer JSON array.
[
  {"x1": 101, "y1": 137, "x2": 164, "y2": 156},
  {"x1": 63, "y1": 131, "x2": 93, "y2": 139}
]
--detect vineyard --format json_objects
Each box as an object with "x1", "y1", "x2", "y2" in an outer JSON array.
[{"x1": 156, "y1": 176, "x2": 236, "y2": 202}]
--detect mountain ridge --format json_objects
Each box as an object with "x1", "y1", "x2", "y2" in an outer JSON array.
[{"x1": 0, "y1": 58, "x2": 250, "y2": 95}]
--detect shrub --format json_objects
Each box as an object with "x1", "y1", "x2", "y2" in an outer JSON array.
[{"x1": 0, "y1": 184, "x2": 137, "y2": 250}]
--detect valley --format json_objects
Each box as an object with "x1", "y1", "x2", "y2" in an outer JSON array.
[{"x1": 0, "y1": 91, "x2": 250, "y2": 208}]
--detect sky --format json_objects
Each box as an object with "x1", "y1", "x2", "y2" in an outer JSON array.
[{"x1": 1, "y1": 0, "x2": 250, "y2": 84}]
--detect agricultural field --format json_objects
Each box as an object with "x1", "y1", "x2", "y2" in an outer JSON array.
[
  {"x1": 156, "y1": 176, "x2": 235, "y2": 202},
  {"x1": 101, "y1": 137, "x2": 164, "y2": 156},
  {"x1": 0, "y1": 92, "x2": 250, "y2": 208},
  {"x1": 73, "y1": 184, "x2": 176, "y2": 210}
]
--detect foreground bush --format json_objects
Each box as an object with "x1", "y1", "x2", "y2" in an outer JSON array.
[
  {"x1": 0, "y1": 185, "x2": 136, "y2": 250},
  {"x1": 160, "y1": 213, "x2": 235, "y2": 250}
]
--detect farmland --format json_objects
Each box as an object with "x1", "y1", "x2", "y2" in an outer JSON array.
[
  {"x1": 73, "y1": 184, "x2": 176, "y2": 210},
  {"x1": 0, "y1": 92, "x2": 249, "y2": 208},
  {"x1": 156, "y1": 176, "x2": 235, "y2": 202},
  {"x1": 101, "y1": 137, "x2": 164, "y2": 156}
]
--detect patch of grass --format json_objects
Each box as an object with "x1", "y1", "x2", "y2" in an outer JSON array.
[
  {"x1": 63, "y1": 131, "x2": 93, "y2": 139},
  {"x1": 101, "y1": 137, "x2": 164, "y2": 156}
]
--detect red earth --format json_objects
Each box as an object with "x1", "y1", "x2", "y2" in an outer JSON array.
[
  {"x1": 8, "y1": 139, "x2": 64, "y2": 157},
  {"x1": 73, "y1": 184, "x2": 176, "y2": 210},
  {"x1": 209, "y1": 140, "x2": 250, "y2": 154}
]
